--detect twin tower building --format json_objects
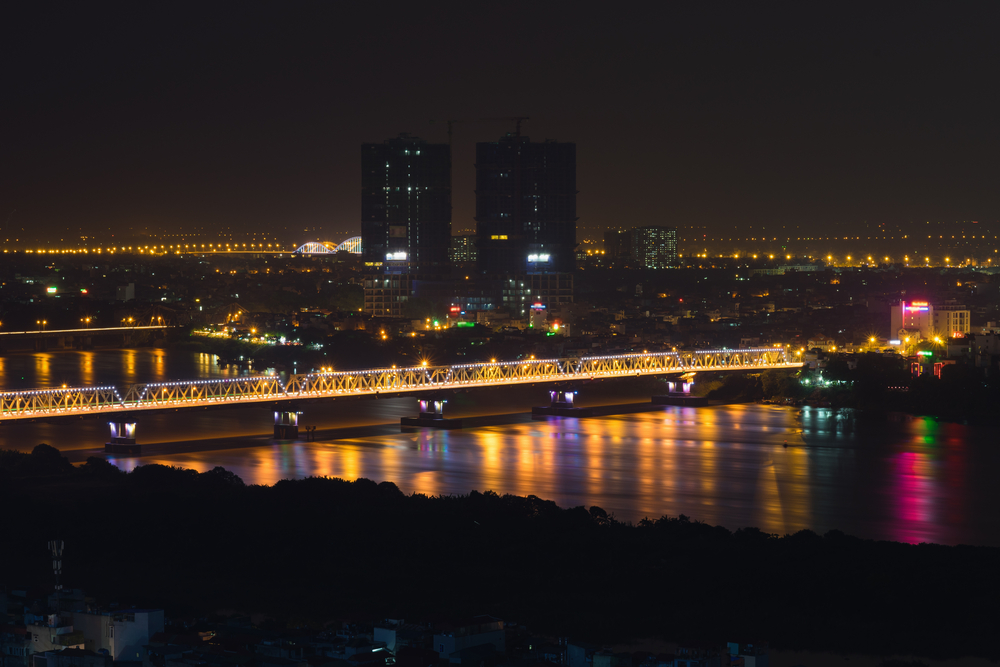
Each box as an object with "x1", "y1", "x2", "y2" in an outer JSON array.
[{"x1": 361, "y1": 132, "x2": 577, "y2": 318}]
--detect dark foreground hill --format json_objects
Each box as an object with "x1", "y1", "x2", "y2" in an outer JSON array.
[{"x1": 1, "y1": 444, "x2": 995, "y2": 660}]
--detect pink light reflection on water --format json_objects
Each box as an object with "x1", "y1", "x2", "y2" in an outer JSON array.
[
  {"x1": 890, "y1": 450, "x2": 936, "y2": 544},
  {"x1": 94, "y1": 405, "x2": 994, "y2": 546}
]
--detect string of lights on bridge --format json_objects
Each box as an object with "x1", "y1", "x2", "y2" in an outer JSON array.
[{"x1": 0, "y1": 348, "x2": 797, "y2": 422}]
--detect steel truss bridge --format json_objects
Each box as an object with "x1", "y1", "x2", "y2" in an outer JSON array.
[{"x1": 0, "y1": 348, "x2": 799, "y2": 422}]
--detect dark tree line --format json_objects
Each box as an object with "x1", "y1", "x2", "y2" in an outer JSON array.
[{"x1": 1, "y1": 445, "x2": 997, "y2": 661}]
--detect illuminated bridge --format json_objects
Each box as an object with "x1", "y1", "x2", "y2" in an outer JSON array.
[
  {"x1": 0, "y1": 349, "x2": 798, "y2": 427},
  {"x1": 0, "y1": 325, "x2": 174, "y2": 352}
]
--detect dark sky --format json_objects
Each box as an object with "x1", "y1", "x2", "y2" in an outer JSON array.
[{"x1": 3, "y1": 2, "x2": 999, "y2": 242}]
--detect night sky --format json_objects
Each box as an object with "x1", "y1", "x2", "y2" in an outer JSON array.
[{"x1": 4, "y1": 2, "x2": 999, "y2": 242}]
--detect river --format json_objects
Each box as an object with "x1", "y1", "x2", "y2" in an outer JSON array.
[{"x1": 1, "y1": 348, "x2": 998, "y2": 547}]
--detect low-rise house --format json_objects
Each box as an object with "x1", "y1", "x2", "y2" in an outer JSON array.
[
  {"x1": 72, "y1": 609, "x2": 164, "y2": 662},
  {"x1": 32, "y1": 648, "x2": 110, "y2": 667},
  {"x1": 433, "y1": 617, "x2": 504, "y2": 661}
]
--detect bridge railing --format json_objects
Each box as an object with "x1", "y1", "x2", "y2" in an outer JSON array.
[
  {"x1": 0, "y1": 348, "x2": 798, "y2": 420},
  {"x1": 0, "y1": 386, "x2": 122, "y2": 417},
  {"x1": 118, "y1": 376, "x2": 289, "y2": 408}
]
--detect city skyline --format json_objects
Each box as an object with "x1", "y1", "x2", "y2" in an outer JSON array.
[{"x1": 4, "y1": 3, "x2": 1000, "y2": 240}]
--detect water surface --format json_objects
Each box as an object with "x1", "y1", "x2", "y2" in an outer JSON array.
[{"x1": 2, "y1": 349, "x2": 997, "y2": 547}]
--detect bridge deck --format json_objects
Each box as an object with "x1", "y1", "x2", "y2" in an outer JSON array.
[
  {"x1": 0, "y1": 325, "x2": 172, "y2": 338},
  {"x1": 0, "y1": 349, "x2": 801, "y2": 422}
]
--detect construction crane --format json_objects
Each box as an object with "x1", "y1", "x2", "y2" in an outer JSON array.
[{"x1": 431, "y1": 117, "x2": 530, "y2": 145}]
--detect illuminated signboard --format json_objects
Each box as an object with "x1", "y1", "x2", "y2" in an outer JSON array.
[
  {"x1": 531, "y1": 303, "x2": 545, "y2": 309},
  {"x1": 527, "y1": 253, "x2": 550, "y2": 262},
  {"x1": 385, "y1": 251, "x2": 407, "y2": 261},
  {"x1": 917, "y1": 350, "x2": 933, "y2": 357},
  {"x1": 46, "y1": 287, "x2": 57, "y2": 294},
  {"x1": 889, "y1": 339, "x2": 901, "y2": 345},
  {"x1": 456, "y1": 322, "x2": 475, "y2": 328}
]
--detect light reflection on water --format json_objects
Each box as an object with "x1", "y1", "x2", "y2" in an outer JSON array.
[
  {"x1": 2, "y1": 349, "x2": 998, "y2": 546},
  {"x1": 0, "y1": 349, "x2": 248, "y2": 391},
  {"x1": 105, "y1": 405, "x2": 1000, "y2": 547}
]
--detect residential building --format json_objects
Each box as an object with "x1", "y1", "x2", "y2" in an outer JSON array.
[
  {"x1": 31, "y1": 649, "x2": 110, "y2": 667},
  {"x1": 432, "y1": 616, "x2": 504, "y2": 660},
  {"x1": 1, "y1": 626, "x2": 31, "y2": 667},
  {"x1": 363, "y1": 274, "x2": 415, "y2": 318},
  {"x1": 361, "y1": 134, "x2": 451, "y2": 317},
  {"x1": 933, "y1": 301, "x2": 971, "y2": 336},
  {"x1": 361, "y1": 133, "x2": 451, "y2": 273},
  {"x1": 449, "y1": 234, "x2": 477, "y2": 264},
  {"x1": 70, "y1": 610, "x2": 163, "y2": 662},
  {"x1": 567, "y1": 642, "x2": 600, "y2": 667},
  {"x1": 24, "y1": 617, "x2": 83, "y2": 657},
  {"x1": 631, "y1": 226, "x2": 677, "y2": 269},
  {"x1": 603, "y1": 229, "x2": 632, "y2": 262},
  {"x1": 475, "y1": 135, "x2": 577, "y2": 275},
  {"x1": 527, "y1": 272, "x2": 573, "y2": 309}
]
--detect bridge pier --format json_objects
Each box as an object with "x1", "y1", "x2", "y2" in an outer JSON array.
[
  {"x1": 34, "y1": 337, "x2": 47, "y2": 352},
  {"x1": 274, "y1": 410, "x2": 301, "y2": 439},
  {"x1": 653, "y1": 380, "x2": 707, "y2": 406},
  {"x1": 401, "y1": 397, "x2": 462, "y2": 429},
  {"x1": 532, "y1": 389, "x2": 593, "y2": 417},
  {"x1": 105, "y1": 419, "x2": 141, "y2": 454}
]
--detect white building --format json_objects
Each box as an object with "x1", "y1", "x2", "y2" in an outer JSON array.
[{"x1": 71, "y1": 610, "x2": 163, "y2": 662}]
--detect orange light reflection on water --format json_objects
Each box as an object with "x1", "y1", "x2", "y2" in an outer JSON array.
[{"x1": 96, "y1": 405, "x2": 992, "y2": 545}]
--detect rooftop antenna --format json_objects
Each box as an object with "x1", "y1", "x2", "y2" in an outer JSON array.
[
  {"x1": 431, "y1": 117, "x2": 531, "y2": 146},
  {"x1": 48, "y1": 540, "x2": 64, "y2": 591}
]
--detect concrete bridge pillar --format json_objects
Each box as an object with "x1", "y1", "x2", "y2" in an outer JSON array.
[
  {"x1": 653, "y1": 379, "x2": 707, "y2": 406},
  {"x1": 532, "y1": 388, "x2": 592, "y2": 417},
  {"x1": 105, "y1": 419, "x2": 140, "y2": 454},
  {"x1": 274, "y1": 410, "x2": 301, "y2": 439},
  {"x1": 401, "y1": 397, "x2": 462, "y2": 429},
  {"x1": 34, "y1": 337, "x2": 47, "y2": 352}
]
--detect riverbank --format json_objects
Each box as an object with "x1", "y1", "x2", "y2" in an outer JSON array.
[{"x1": 2, "y1": 446, "x2": 998, "y2": 661}]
